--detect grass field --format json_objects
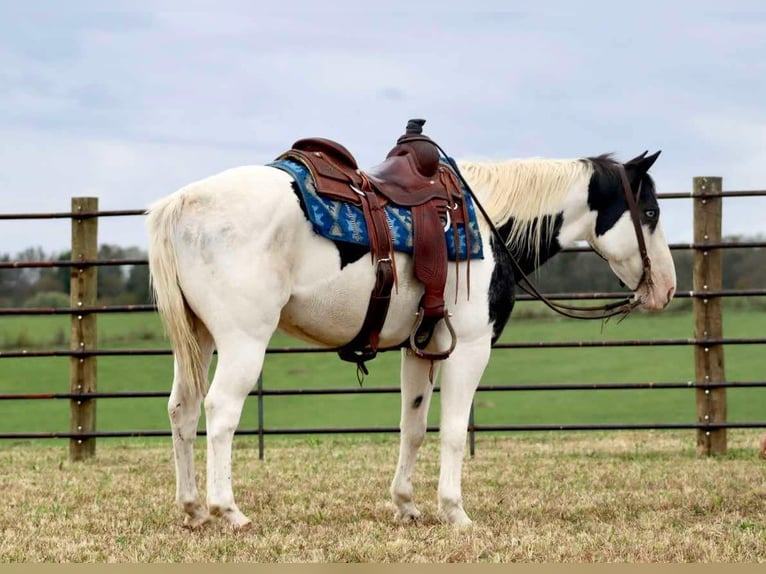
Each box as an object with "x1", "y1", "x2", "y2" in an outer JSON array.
[
  {"x1": 0, "y1": 302, "x2": 764, "y2": 440},
  {"x1": 1, "y1": 432, "x2": 764, "y2": 562}
]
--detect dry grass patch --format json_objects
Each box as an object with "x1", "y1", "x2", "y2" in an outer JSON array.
[{"x1": 1, "y1": 431, "x2": 765, "y2": 562}]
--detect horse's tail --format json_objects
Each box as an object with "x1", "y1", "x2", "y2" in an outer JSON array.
[{"x1": 146, "y1": 193, "x2": 206, "y2": 399}]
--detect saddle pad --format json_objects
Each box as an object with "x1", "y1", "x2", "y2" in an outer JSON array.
[{"x1": 269, "y1": 158, "x2": 484, "y2": 261}]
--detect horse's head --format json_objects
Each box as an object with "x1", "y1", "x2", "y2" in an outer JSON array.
[{"x1": 586, "y1": 151, "x2": 676, "y2": 311}]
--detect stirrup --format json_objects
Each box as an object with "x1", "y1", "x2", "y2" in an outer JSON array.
[{"x1": 408, "y1": 308, "x2": 457, "y2": 361}]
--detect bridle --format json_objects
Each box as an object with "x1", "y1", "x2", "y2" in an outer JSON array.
[{"x1": 439, "y1": 151, "x2": 654, "y2": 321}]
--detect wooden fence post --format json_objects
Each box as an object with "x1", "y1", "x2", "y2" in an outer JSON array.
[
  {"x1": 693, "y1": 177, "x2": 726, "y2": 456},
  {"x1": 70, "y1": 197, "x2": 98, "y2": 461}
]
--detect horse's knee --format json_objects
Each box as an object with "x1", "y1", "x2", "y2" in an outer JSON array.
[{"x1": 403, "y1": 425, "x2": 426, "y2": 449}]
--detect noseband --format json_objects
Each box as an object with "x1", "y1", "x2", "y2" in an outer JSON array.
[{"x1": 442, "y1": 153, "x2": 653, "y2": 321}]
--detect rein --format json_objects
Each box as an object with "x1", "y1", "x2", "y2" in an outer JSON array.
[{"x1": 436, "y1": 148, "x2": 653, "y2": 321}]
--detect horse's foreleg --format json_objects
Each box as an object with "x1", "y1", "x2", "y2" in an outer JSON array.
[
  {"x1": 437, "y1": 336, "x2": 491, "y2": 526},
  {"x1": 204, "y1": 338, "x2": 267, "y2": 530},
  {"x1": 168, "y1": 320, "x2": 214, "y2": 529},
  {"x1": 390, "y1": 349, "x2": 440, "y2": 522}
]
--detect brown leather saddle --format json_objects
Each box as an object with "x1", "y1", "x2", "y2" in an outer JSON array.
[{"x1": 275, "y1": 119, "x2": 471, "y2": 371}]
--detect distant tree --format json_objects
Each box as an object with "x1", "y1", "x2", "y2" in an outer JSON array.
[
  {"x1": 125, "y1": 263, "x2": 151, "y2": 304},
  {"x1": 523, "y1": 234, "x2": 762, "y2": 295}
]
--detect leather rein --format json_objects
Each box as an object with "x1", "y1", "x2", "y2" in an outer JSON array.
[{"x1": 437, "y1": 148, "x2": 654, "y2": 321}]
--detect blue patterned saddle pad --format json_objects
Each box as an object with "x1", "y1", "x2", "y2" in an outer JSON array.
[{"x1": 269, "y1": 158, "x2": 484, "y2": 261}]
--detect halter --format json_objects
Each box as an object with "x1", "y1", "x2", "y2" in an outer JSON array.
[{"x1": 439, "y1": 151, "x2": 654, "y2": 321}]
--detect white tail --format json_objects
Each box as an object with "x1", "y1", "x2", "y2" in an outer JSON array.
[{"x1": 146, "y1": 193, "x2": 207, "y2": 398}]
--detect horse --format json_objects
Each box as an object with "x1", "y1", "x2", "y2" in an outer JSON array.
[{"x1": 146, "y1": 147, "x2": 676, "y2": 529}]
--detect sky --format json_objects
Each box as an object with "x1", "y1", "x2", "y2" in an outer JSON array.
[{"x1": 1, "y1": 0, "x2": 765, "y2": 255}]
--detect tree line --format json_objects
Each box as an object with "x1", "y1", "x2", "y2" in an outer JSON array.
[
  {"x1": 0, "y1": 245, "x2": 150, "y2": 308},
  {"x1": 533, "y1": 234, "x2": 766, "y2": 295},
  {"x1": 0, "y1": 235, "x2": 763, "y2": 308}
]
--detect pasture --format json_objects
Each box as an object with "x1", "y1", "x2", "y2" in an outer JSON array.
[
  {"x1": 0, "y1": 302, "x2": 765, "y2": 438},
  {"x1": 1, "y1": 432, "x2": 764, "y2": 562},
  {"x1": 1, "y1": 300, "x2": 765, "y2": 562}
]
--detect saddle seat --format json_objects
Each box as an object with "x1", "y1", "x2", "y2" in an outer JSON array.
[
  {"x1": 290, "y1": 123, "x2": 461, "y2": 207},
  {"x1": 275, "y1": 119, "x2": 470, "y2": 369}
]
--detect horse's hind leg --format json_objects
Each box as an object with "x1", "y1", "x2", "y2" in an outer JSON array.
[
  {"x1": 204, "y1": 335, "x2": 269, "y2": 529},
  {"x1": 390, "y1": 350, "x2": 440, "y2": 522},
  {"x1": 168, "y1": 319, "x2": 214, "y2": 529}
]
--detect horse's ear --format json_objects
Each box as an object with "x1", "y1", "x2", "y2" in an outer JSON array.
[
  {"x1": 641, "y1": 150, "x2": 661, "y2": 172},
  {"x1": 625, "y1": 150, "x2": 661, "y2": 173},
  {"x1": 625, "y1": 150, "x2": 648, "y2": 165}
]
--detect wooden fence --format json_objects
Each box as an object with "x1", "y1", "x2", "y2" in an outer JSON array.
[{"x1": 1, "y1": 178, "x2": 765, "y2": 461}]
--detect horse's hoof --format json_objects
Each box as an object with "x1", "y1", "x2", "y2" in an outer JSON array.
[
  {"x1": 181, "y1": 501, "x2": 212, "y2": 530},
  {"x1": 451, "y1": 517, "x2": 474, "y2": 529},
  {"x1": 394, "y1": 505, "x2": 422, "y2": 523},
  {"x1": 232, "y1": 519, "x2": 253, "y2": 532},
  {"x1": 210, "y1": 504, "x2": 253, "y2": 530},
  {"x1": 438, "y1": 507, "x2": 473, "y2": 527},
  {"x1": 182, "y1": 512, "x2": 212, "y2": 530}
]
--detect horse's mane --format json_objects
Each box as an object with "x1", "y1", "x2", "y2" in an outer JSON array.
[{"x1": 457, "y1": 158, "x2": 593, "y2": 261}]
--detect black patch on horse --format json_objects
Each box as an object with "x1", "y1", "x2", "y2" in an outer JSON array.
[
  {"x1": 487, "y1": 236, "x2": 516, "y2": 343},
  {"x1": 587, "y1": 155, "x2": 627, "y2": 237},
  {"x1": 496, "y1": 214, "x2": 564, "y2": 275},
  {"x1": 412, "y1": 395, "x2": 423, "y2": 409},
  {"x1": 335, "y1": 242, "x2": 369, "y2": 268},
  {"x1": 488, "y1": 214, "x2": 563, "y2": 343},
  {"x1": 290, "y1": 181, "x2": 369, "y2": 269},
  {"x1": 587, "y1": 155, "x2": 660, "y2": 236}
]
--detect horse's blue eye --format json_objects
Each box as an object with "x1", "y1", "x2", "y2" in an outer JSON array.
[{"x1": 645, "y1": 209, "x2": 658, "y2": 220}]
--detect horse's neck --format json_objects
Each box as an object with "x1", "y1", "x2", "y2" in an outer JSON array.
[
  {"x1": 459, "y1": 158, "x2": 594, "y2": 273},
  {"x1": 496, "y1": 214, "x2": 564, "y2": 274}
]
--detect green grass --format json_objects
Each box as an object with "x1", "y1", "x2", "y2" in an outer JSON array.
[{"x1": 0, "y1": 304, "x2": 764, "y2": 440}]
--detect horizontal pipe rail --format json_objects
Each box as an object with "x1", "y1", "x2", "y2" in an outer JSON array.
[
  {"x1": 2, "y1": 421, "x2": 765, "y2": 440},
  {"x1": 3, "y1": 241, "x2": 764, "y2": 270},
  {"x1": 0, "y1": 258, "x2": 147, "y2": 269},
  {"x1": 0, "y1": 188, "x2": 763, "y2": 222},
  {"x1": 561, "y1": 241, "x2": 766, "y2": 253},
  {"x1": 0, "y1": 209, "x2": 146, "y2": 220},
  {"x1": 2, "y1": 337, "x2": 765, "y2": 359},
  {"x1": 2, "y1": 288, "x2": 765, "y2": 317},
  {"x1": 2, "y1": 380, "x2": 765, "y2": 401},
  {"x1": 0, "y1": 304, "x2": 156, "y2": 316},
  {"x1": 658, "y1": 190, "x2": 766, "y2": 199}
]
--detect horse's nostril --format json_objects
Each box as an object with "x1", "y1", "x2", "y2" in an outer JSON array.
[{"x1": 667, "y1": 287, "x2": 676, "y2": 301}]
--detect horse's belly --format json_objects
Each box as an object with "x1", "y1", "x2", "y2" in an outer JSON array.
[{"x1": 278, "y1": 252, "x2": 424, "y2": 348}]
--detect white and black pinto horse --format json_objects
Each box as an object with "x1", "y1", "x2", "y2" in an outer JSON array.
[{"x1": 147, "y1": 150, "x2": 676, "y2": 529}]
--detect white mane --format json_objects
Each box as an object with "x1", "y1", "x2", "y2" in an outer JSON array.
[{"x1": 457, "y1": 158, "x2": 594, "y2": 259}]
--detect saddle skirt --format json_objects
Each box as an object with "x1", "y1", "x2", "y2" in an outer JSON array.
[{"x1": 269, "y1": 158, "x2": 484, "y2": 261}]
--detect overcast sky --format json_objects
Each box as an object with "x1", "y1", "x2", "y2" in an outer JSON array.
[{"x1": 1, "y1": 1, "x2": 764, "y2": 254}]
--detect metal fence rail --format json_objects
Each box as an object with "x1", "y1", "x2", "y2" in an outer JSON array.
[
  {"x1": 3, "y1": 380, "x2": 766, "y2": 401},
  {"x1": 2, "y1": 336, "x2": 766, "y2": 360},
  {"x1": 1, "y1": 289, "x2": 766, "y2": 318}
]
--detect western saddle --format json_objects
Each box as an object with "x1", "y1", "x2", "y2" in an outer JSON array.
[{"x1": 275, "y1": 119, "x2": 471, "y2": 371}]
